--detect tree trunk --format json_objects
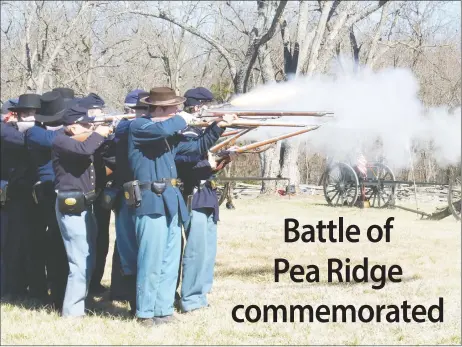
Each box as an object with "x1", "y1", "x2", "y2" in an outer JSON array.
[
  {"x1": 349, "y1": 27, "x2": 360, "y2": 73},
  {"x1": 294, "y1": 0, "x2": 310, "y2": 75},
  {"x1": 258, "y1": 44, "x2": 275, "y2": 83},
  {"x1": 305, "y1": 1, "x2": 334, "y2": 75},
  {"x1": 279, "y1": 140, "x2": 301, "y2": 192},
  {"x1": 364, "y1": 2, "x2": 389, "y2": 69},
  {"x1": 260, "y1": 142, "x2": 282, "y2": 194}
]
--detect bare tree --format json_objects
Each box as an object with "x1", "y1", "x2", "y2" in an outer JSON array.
[
  {"x1": 1, "y1": 0, "x2": 459, "y2": 192},
  {"x1": 123, "y1": 0, "x2": 287, "y2": 93}
]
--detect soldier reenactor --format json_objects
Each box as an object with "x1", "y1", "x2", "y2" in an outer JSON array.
[
  {"x1": 123, "y1": 89, "x2": 145, "y2": 114},
  {"x1": 126, "y1": 87, "x2": 233, "y2": 326},
  {"x1": 52, "y1": 100, "x2": 112, "y2": 317},
  {"x1": 175, "y1": 87, "x2": 239, "y2": 313},
  {"x1": 1, "y1": 98, "x2": 18, "y2": 121},
  {"x1": 25, "y1": 92, "x2": 70, "y2": 310},
  {"x1": 75, "y1": 92, "x2": 113, "y2": 295},
  {"x1": 1, "y1": 98, "x2": 18, "y2": 297},
  {"x1": 1, "y1": 94, "x2": 45, "y2": 300},
  {"x1": 109, "y1": 90, "x2": 148, "y2": 314}
]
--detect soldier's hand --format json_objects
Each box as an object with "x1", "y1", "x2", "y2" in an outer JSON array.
[
  {"x1": 227, "y1": 145, "x2": 240, "y2": 161},
  {"x1": 95, "y1": 125, "x2": 112, "y2": 137},
  {"x1": 5, "y1": 113, "x2": 18, "y2": 123},
  {"x1": 208, "y1": 151, "x2": 218, "y2": 170},
  {"x1": 111, "y1": 116, "x2": 124, "y2": 129},
  {"x1": 217, "y1": 113, "x2": 238, "y2": 127},
  {"x1": 178, "y1": 111, "x2": 197, "y2": 125}
]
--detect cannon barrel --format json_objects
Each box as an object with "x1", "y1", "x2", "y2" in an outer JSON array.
[{"x1": 361, "y1": 179, "x2": 449, "y2": 186}]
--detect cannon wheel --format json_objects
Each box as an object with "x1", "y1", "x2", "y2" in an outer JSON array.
[
  {"x1": 448, "y1": 175, "x2": 461, "y2": 221},
  {"x1": 363, "y1": 162, "x2": 395, "y2": 208},
  {"x1": 323, "y1": 162, "x2": 359, "y2": 206}
]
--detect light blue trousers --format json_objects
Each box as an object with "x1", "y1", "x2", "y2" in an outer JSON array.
[
  {"x1": 180, "y1": 208, "x2": 217, "y2": 312},
  {"x1": 115, "y1": 199, "x2": 137, "y2": 275},
  {"x1": 135, "y1": 213, "x2": 180, "y2": 318},
  {"x1": 55, "y1": 201, "x2": 98, "y2": 317}
]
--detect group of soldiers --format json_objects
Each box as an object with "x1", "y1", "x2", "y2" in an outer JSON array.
[{"x1": 0, "y1": 86, "x2": 238, "y2": 326}]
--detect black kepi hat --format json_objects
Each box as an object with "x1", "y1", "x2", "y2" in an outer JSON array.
[
  {"x1": 130, "y1": 91, "x2": 150, "y2": 110},
  {"x1": 78, "y1": 92, "x2": 105, "y2": 110},
  {"x1": 8, "y1": 93, "x2": 41, "y2": 111},
  {"x1": 52, "y1": 87, "x2": 75, "y2": 101},
  {"x1": 61, "y1": 104, "x2": 95, "y2": 125},
  {"x1": 184, "y1": 87, "x2": 214, "y2": 107},
  {"x1": 34, "y1": 91, "x2": 67, "y2": 123}
]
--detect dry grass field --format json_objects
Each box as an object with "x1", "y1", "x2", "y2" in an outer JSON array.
[{"x1": 1, "y1": 195, "x2": 461, "y2": 345}]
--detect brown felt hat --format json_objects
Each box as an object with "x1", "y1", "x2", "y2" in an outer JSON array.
[{"x1": 140, "y1": 87, "x2": 186, "y2": 107}]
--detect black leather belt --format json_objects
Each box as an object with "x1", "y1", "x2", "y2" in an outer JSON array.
[{"x1": 139, "y1": 178, "x2": 182, "y2": 190}]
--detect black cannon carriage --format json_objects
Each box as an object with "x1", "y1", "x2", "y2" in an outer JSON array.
[{"x1": 320, "y1": 157, "x2": 461, "y2": 221}]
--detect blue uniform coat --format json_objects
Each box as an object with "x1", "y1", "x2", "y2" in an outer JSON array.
[
  {"x1": 128, "y1": 115, "x2": 224, "y2": 224},
  {"x1": 113, "y1": 119, "x2": 133, "y2": 188},
  {"x1": 25, "y1": 123, "x2": 65, "y2": 183},
  {"x1": 0, "y1": 123, "x2": 35, "y2": 192},
  {"x1": 175, "y1": 126, "x2": 220, "y2": 222},
  {"x1": 52, "y1": 132, "x2": 106, "y2": 193}
]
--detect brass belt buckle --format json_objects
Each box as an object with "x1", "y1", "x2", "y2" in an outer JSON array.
[{"x1": 171, "y1": 178, "x2": 177, "y2": 187}]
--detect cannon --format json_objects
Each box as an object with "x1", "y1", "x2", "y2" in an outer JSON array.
[
  {"x1": 319, "y1": 157, "x2": 461, "y2": 221},
  {"x1": 320, "y1": 160, "x2": 396, "y2": 208},
  {"x1": 448, "y1": 175, "x2": 461, "y2": 221}
]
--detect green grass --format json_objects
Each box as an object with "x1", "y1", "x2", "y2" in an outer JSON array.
[{"x1": 1, "y1": 196, "x2": 461, "y2": 345}]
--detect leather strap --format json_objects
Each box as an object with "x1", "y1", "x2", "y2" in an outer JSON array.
[{"x1": 139, "y1": 178, "x2": 182, "y2": 190}]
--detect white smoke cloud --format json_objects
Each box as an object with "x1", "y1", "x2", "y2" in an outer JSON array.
[{"x1": 228, "y1": 60, "x2": 461, "y2": 170}]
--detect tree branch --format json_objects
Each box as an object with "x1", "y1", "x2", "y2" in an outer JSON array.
[
  {"x1": 62, "y1": 64, "x2": 121, "y2": 85},
  {"x1": 126, "y1": 8, "x2": 237, "y2": 79},
  {"x1": 349, "y1": 1, "x2": 389, "y2": 25},
  {"x1": 365, "y1": 1, "x2": 390, "y2": 68},
  {"x1": 242, "y1": 0, "x2": 288, "y2": 91},
  {"x1": 258, "y1": 1, "x2": 288, "y2": 47}
]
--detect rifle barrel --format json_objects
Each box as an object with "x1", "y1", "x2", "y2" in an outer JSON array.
[
  {"x1": 215, "y1": 176, "x2": 290, "y2": 182},
  {"x1": 92, "y1": 114, "x2": 134, "y2": 122},
  {"x1": 210, "y1": 128, "x2": 253, "y2": 153},
  {"x1": 361, "y1": 179, "x2": 448, "y2": 186},
  {"x1": 233, "y1": 126, "x2": 320, "y2": 153},
  {"x1": 221, "y1": 130, "x2": 241, "y2": 137},
  {"x1": 228, "y1": 121, "x2": 309, "y2": 127},
  {"x1": 202, "y1": 109, "x2": 333, "y2": 117},
  {"x1": 192, "y1": 121, "x2": 312, "y2": 128}
]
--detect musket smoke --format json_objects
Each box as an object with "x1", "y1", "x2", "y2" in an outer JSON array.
[{"x1": 230, "y1": 60, "x2": 461, "y2": 170}]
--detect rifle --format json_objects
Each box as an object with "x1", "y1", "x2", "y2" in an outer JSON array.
[
  {"x1": 198, "y1": 109, "x2": 334, "y2": 118},
  {"x1": 210, "y1": 128, "x2": 254, "y2": 153},
  {"x1": 92, "y1": 114, "x2": 135, "y2": 123},
  {"x1": 221, "y1": 130, "x2": 242, "y2": 137},
  {"x1": 214, "y1": 126, "x2": 320, "y2": 157}
]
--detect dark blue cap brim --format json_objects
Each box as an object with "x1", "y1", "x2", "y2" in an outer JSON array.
[
  {"x1": 62, "y1": 105, "x2": 94, "y2": 125},
  {"x1": 184, "y1": 97, "x2": 201, "y2": 107}
]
